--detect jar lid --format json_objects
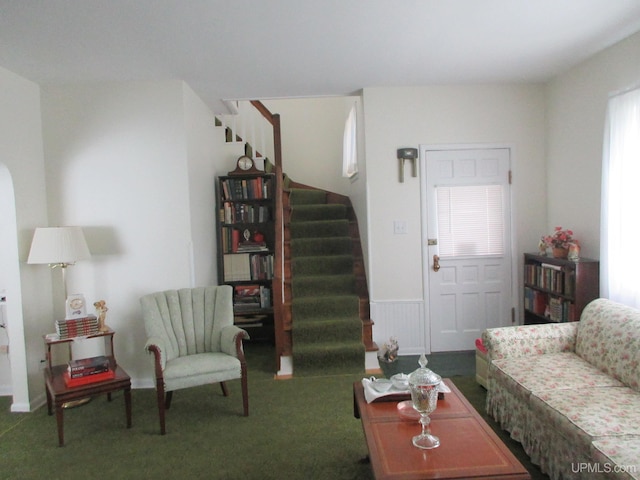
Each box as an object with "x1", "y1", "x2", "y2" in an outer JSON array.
[{"x1": 408, "y1": 353, "x2": 441, "y2": 387}]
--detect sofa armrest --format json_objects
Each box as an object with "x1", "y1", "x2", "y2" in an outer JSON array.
[
  {"x1": 482, "y1": 322, "x2": 578, "y2": 360},
  {"x1": 221, "y1": 325, "x2": 249, "y2": 360}
]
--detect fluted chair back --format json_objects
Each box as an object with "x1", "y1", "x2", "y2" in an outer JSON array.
[{"x1": 140, "y1": 285, "x2": 249, "y2": 434}]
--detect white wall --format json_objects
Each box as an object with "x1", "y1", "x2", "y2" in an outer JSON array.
[
  {"x1": 183, "y1": 83, "x2": 227, "y2": 287},
  {"x1": 263, "y1": 97, "x2": 354, "y2": 196},
  {"x1": 362, "y1": 84, "x2": 547, "y2": 352},
  {"x1": 546, "y1": 31, "x2": 640, "y2": 260},
  {"x1": 0, "y1": 66, "x2": 50, "y2": 411},
  {"x1": 39, "y1": 81, "x2": 224, "y2": 387}
]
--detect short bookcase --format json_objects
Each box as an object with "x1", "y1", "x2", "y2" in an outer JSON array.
[{"x1": 523, "y1": 253, "x2": 599, "y2": 325}]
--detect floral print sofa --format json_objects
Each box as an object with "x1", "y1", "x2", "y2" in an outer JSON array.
[{"x1": 482, "y1": 298, "x2": 640, "y2": 480}]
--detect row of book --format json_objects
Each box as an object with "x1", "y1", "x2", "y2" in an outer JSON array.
[
  {"x1": 524, "y1": 287, "x2": 577, "y2": 322},
  {"x1": 223, "y1": 253, "x2": 274, "y2": 282},
  {"x1": 220, "y1": 177, "x2": 272, "y2": 201},
  {"x1": 524, "y1": 263, "x2": 575, "y2": 296},
  {"x1": 64, "y1": 355, "x2": 115, "y2": 387},
  {"x1": 56, "y1": 315, "x2": 99, "y2": 339},
  {"x1": 233, "y1": 284, "x2": 272, "y2": 311},
  {"x1": 220, "y1": 202, "x2": 270, "y2": 225},
  {"x1": 220, "y1": 227, "x2": 269, "y2": 253}
]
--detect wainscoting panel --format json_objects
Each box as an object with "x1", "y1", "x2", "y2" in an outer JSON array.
[{"x1": 370, "y1": 301, "x2": 427, "y2": 355}]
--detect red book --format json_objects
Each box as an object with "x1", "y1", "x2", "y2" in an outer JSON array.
[
  {"x1": 64, "y1": 369, "x2": 115, "y2": 387},
  {"x1": 232, "y1": 229, "x2": 240, "y2": 253}
]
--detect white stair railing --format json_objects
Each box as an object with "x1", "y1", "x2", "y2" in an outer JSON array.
[{"x1": 217, "y1": 101, "x2": 275, "y2": 170}]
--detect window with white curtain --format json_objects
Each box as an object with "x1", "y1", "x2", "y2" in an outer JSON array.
[
  {"x1": 601, "y1": 86, "x2": 640, "y2": 309},
  {"x1": 342, "y1": 104, "x2": 358, "y2": 178}
]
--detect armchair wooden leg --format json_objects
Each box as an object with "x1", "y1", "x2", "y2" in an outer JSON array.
[
  {"x1": 156, "y1": 379, "x2": 166, "y2": 435},
  {"x1": 220, "y1": 382, "x2": 229, "y2": 397},
  {"x1": 165, "y1": 391, "x2": 173, "y2": 409},
  {"x1": 241, "y1": 369, "x2": 249, "y2": 417}
]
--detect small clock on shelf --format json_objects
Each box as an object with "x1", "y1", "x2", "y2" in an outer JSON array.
[{"x1": 228, "y1": 155, "x2": 261, "y2": 175}]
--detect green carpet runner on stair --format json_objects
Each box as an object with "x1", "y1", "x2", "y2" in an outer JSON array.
[{"x1": 289, "y1": 188, "x2": 365, "y2": 376}]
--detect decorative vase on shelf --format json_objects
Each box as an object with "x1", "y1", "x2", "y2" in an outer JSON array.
[
  {"x1": 552, "y1": 247, "x2": 568, "y2": 259},
  {"x1": 568, "y1": 243, "x2": 580, "y2": 261}
]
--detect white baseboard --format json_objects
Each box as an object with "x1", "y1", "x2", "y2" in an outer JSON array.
[{"x1": 276, "y1": 355, "x2": 293, "y2": 379}]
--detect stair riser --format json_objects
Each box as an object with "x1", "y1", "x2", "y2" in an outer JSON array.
[
  {"x1": 293, "y1": 319, "x2": 361, "y2": 343},
  {"x1": 292, "y1": 343, "x2": 365, "y2": 371},
  {"x1": 291, "y1": 238, "x2": 352, "y2": 256},
  {"x1": 289, "y1": 189, "x2": 327, "y2": 205},
  {"x1": 290, "y1": 220, "x2": 349, "y2": 239},
  {"x1": 292, "y1": 256, "x2": 354, "y2": 275},
  {"x1": 293, "y1": 297, "x2": 359, "y2": 318},
  {"x1": 292, "y1": 276, "x2": 356, "y2": 297},
  {"x1": 290, "y1": 205, "x2": 347, "y2": 221}
]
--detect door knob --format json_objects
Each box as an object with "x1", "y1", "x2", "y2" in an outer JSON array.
[{"x1": 433, "y1": 255, "x2": 440, "y2": 272}]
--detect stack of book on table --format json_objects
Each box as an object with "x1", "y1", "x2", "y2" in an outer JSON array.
[
  {"x1": 64, "y1": 355, "x2": 115, "y2": 387},
  {"x1": 56, "y1": 315, "x2": 99, "y2": 339}
]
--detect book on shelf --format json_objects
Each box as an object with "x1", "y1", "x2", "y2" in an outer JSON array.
[
  {"x1": 223, "y1": 254, "x2": 252, "y2": 281},
  {"x1": 233, "y1": 284, "x2": 272, "y2": 310},
  {"x1": 55, "y1": 315, "x2": 99, "y2": 339},
  {"x1": 220, "y1": 176, "x2": 272, "y2": 201},
  {"x1": 237, "y1": 241, "x2": 268, "y2": 252},
  {"x1": 68, "y1": 355, "x2": 110, "y2": 378},
  {"x1": 223, "y1": 253, "x2": 274, "y2": 282},
  {"x1": 549, "y1": 297, "x2": 563, "y2": 322},
  {"x1": 220, "y1": 203, "x2": 270, "y2": 224},
  {"x1": 233, "y1": 314, "x2": 269, "y2": 329},
  {"x1": 63, "y1": 369, "x2": 115, "y2": 387},
  {"x1": 524, "y1": 263, "x2": 567, "y2": 295}
]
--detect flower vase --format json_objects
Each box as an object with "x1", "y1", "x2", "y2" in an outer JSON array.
[{"x1": 552, "y1": 247, "x2": 568, "y2": 259}]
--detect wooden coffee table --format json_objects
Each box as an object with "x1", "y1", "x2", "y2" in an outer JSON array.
[{"x1": 353, "y1": 379, "x2": 530, "y2": 480}]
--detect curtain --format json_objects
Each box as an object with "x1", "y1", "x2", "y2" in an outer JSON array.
[
  {"x1": 601, "y1": 87, "x2": 640, "y2": 308},
  {"x1": 342, "y1": 103, "x2": 358, "y2": 178}
]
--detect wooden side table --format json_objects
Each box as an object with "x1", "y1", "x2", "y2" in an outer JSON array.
[{"x1": 43, "y1": 329, "x2": 132, "y2": 446}]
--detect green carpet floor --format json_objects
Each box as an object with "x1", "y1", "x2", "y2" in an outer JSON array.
[
  {"x1": 0, "y1": 344, "x2": 549, "y2": 480},
  {"x1": 289, "y1": 188, "x2": 364, "y2": 376}
]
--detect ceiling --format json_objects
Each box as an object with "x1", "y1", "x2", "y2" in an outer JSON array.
[{"x1": 1, "y1": 0, "x2": 640, "y2": 113}]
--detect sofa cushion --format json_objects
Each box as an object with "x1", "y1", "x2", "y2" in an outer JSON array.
[
  {"x1": 590, "y1": 437, "x2": 640, "y2": 480},
  {"x1": 577, "y1": 298, "x2": 640, "y2": 391},
  {"x1": 492, "y1": 352, "x2": 624, "y2": 403},
  {"x1": 526, "y1": 387, "x2": 640, "y2": 478}
]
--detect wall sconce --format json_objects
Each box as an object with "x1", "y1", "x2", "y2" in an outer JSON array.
[{"x1": 397, "y1": 148, "x2": 418, "y2": 182}]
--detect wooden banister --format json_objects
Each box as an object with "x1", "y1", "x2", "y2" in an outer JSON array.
[
  {"x1": 250, "y1": 100, "x2": 282, "y2": 169},
  {"x1": 272, "y1": 164, "x2": 285, "y2": 371}
]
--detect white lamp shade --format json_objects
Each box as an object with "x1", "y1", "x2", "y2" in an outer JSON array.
[{"x1": 27, "y1": 227, "x2": 91, "y2": 265}]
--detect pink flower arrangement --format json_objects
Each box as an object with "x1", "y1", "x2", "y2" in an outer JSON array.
[{"x1": 541, "y1": 227, "x2": 575, "y2": 249}]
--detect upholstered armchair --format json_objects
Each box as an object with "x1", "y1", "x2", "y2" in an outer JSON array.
[{"x1": 140, "y1": 285, "x2": 249, "y2": 435}]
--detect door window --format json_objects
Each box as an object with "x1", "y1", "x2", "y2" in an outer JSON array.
[{"x1": 436, "y1": 184, "x2": 504, "y2": 257}]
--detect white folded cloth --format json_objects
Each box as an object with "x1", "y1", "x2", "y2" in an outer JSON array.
[{"x1": 362, "y1": 377, "x2": 451, "y2": 403}]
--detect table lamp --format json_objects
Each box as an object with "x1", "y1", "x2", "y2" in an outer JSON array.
[{"x1": 27, "y1": 226, "x2": 91, "y2": 304}]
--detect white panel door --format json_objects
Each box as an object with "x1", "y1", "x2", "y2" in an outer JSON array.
[{"x1": 423, "y1": 147, "x2": 512, "y2": 352}]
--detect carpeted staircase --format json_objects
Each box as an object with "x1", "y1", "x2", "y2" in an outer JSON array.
[{"x1": 288, "y1": 188, "x2": 365, "y2": 376}]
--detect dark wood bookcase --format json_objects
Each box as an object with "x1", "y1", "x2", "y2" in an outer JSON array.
[
  {"x1": 523, "y1": 253, "x2": 599, "y2": 325},
  {"x1": 216, "y1": 173, "x2": 275, "y2": 340}
]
